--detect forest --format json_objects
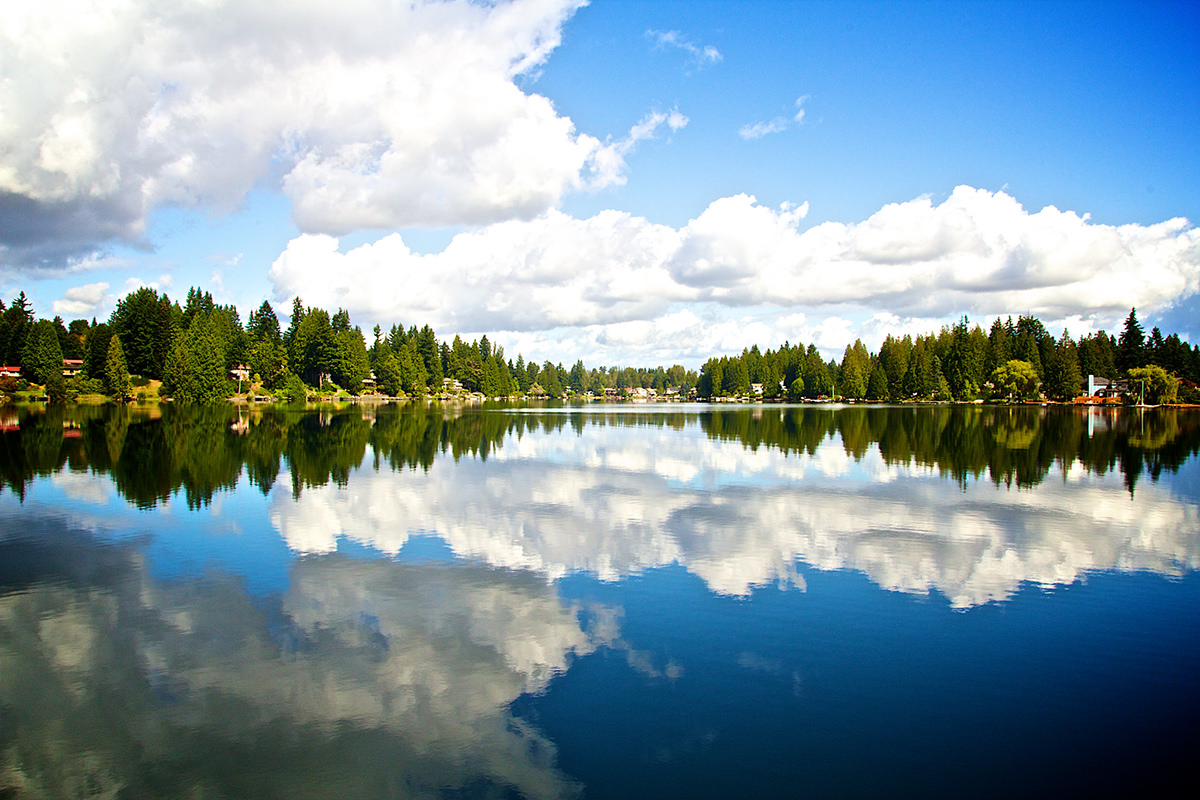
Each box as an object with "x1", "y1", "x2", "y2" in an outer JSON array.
[
  {"x1": 697, "y1": 311, "x2": 1200, "y2": 404},
  {"x1": 0, "y1": 284, "x2": 1197, "y2": 404}
]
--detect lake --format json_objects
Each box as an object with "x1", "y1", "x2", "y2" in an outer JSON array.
[{"x1": 2, "y1": 402, "x2": 1198, "y2": 798}]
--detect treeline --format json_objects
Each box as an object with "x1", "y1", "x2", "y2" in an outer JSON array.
[
  {"x1": 697, "y1": 311, "x2": 1200, "y2": 403},
  {"x1": 1, "y1": 285, "x2": 1197, "y2": 404},
  {"x1": 0, "y1": 288, "x2": 699, "y2": 401},
  {"x1": 4, "y1": 403, "x2": 1197, "y2": 506}
]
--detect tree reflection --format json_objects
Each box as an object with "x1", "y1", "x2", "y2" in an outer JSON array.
[{"x1": 1, "y1": 403, "x2": 1197, "y2": 508}]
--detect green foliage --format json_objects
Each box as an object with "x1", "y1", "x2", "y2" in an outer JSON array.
[
  {"x1": 1118, "y1": 307, "x2": 1147, "y2": 371},
  {"x1": 866, "y1": 362, "x2": 888, "y2": 401},
  {"x1": 1127, "y1": 365, "x2": 1178, "y2": 405},
  {"x1": 104, "y1": 336, "x2": 132, "y2": 399},
  {"x1": 1044, "y1": 333, "x2": 1083, "y2": 401},
  {"x1": 990, "y1": 360, "x2": 1040, "y2": 401},
  {"x1": 45, "y1": 371, "x2": 70, "y2": 404},
  {"x1": 0, "y1": 291, "x2": 33, "y2": 368},
  {"x1": 110, "y1": 286, "x2": 175, "y2": 379},
  {"x1": 376, "y1": 351, "x2": 402, "y2": 396},
  {"x1": 20, "y1": 319, "x2": 64, "y2": 385},
  {"x1": 278, "y1": 373, "x2": 310, "y2": 404},
  {"x1": 943, "y1": 317, "x2": 984, "y2": 400},
  {"x1": 838, "y1": 340, "x2": 871, "y2": 400}
]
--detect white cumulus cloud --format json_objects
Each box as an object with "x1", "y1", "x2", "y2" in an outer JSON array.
[
  {"x1": 268, "y1": 186, "x2": 1200, "y2": 364},
  {"x1": 0, "y1": 0, "x2": 628, "y2": 268},
  {"x1": 51, "y1": 281, "x2": 111, "y2": 317}
]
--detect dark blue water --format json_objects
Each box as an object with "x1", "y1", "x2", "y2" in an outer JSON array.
[{"x1": 1, "y1": 403, "x2": 1197, "y2": 798}]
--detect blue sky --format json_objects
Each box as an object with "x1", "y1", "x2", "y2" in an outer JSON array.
[{"x1": 2, "y1": 0, "x2": 1198, "y2": 366}]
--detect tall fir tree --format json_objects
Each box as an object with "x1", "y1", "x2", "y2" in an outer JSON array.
[
  {"x1": 105, "y1": 335, "x2": 131, "y2": 399},
  {"x1": 1117, "y1": 308, "x2": 1147, "y2": 371},
  {"x1": 20, "y1": 319, "x2": 64, "y2": 385}
]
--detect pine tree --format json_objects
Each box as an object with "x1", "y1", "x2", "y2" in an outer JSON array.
[
  {"x1": 1117, "y1": 308, "x2": 1147, "y2": 371},
  {"x1": 105, "y1": 335, "x2": 131, "y2": 399},
  {"x1": 21, "y1": 319, "x2": 64, "y2": 385},
  {"x1": 164, "y1": 336, "x2": 197, "y2": 402},
  {"x1": 188, "y1": 315, "x2": 229, "y2": 403}
]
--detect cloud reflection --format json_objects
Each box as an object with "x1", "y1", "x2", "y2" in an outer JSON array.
[
  {"x1": 271, "y1": 427, "x2": 1200, "y2": 607},
  {"x1": 0, "y1": 525, "x2": 596, "y2": 798}
]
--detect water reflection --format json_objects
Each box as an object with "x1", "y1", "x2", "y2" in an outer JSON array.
[
  {"x1": 272, "y1": 420, "x2": 1200, "y2": 606},
  {"x1": 2, "y1": 403, "x2": 1199, "y2": 797},
  {"x1": 2, "y1": 403, "x2": 1199, "y2": 608},
  {"x1": 0, "y1": 518, "x2": 600, "y2": 798}
]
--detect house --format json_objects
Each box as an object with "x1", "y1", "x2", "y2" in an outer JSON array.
[
  {"x1": 1086, "y1": 374, "x2": 1127, "y2": 398},
  {"x1": 442, "y1": 377, "x2": 463, "y2": 393},
  {"x1": 62, "y1": 359, "x2": 83, "y2": 377},
  {"x1": 0, "y1": 366, "x2": 19, "y2": 379},
  {"x1": 750, "y1": 383, "x2": 764, "y2": 396}
]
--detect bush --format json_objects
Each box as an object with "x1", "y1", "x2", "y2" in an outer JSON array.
[
  {"x1": 46, "y1": 373, "x2": 71, "y2": 404},
  {"x1": 278, "y1": 374, "x2": 310, "y2": 403},
  {"x1": 1176, "y1": 383, "x2": 1200, "y2": 405}
]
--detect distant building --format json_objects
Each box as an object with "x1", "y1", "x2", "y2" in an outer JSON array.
[
  {"x1": 62, "y1": 359, "x2": 83, "y2": 377},
  {"x1": 1087, "y1": 374, "x2": 1127, "y2": 398},
  {"x1": 0, "y1": 366, "x2": 19, "y2": 379}
]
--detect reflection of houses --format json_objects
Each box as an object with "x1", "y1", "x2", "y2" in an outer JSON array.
[
  {"x1": 230, "y1": 412, "x2": 250, "y2": 435},
  {"x1": 0, "y1": 408, "x2": 18, "y2": 432}
]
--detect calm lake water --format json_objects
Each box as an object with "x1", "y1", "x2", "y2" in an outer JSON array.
[{"x1": 2, "y1": 402, "x2": 1198, "y2": 798}]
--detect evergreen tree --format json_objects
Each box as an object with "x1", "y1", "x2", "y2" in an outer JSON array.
[
  {"x1": 416, "y1": 325, "x2": 442, "y2": 385},
  {"x1": 802, "y1": 345, "x2": 833, "y2": 398},
  {"x1": 20, "y1": 319, "x2": 64, "y2": 385},
  {"x1": 866, "y1": 361, "x2": 888, "y2": 401},
  {"x1": 110, "y1": 286, "x2": 167, "y2": 378},
  {"x1": 248, "y1": 300, "x2": 282, "y2": 344},
  {"x1": 838, "y1": 340, "x2": 871, "y2": 400},
  {"x1": 376, "y1": 350, "x2": 402, "y2": 396},
  {"x1": 84, "y1": 323, "x2": 113, "y2": 380},
  {"x1": 878, "y1": 335, "x2": 910, "y2": 401},
  {"x1": 0, "y1": 291, "x2": 33, "y2": 367},
  {"x1": 104, "y1": 335, "x2": 132, "y2": 399},
  {"x1": 943, "y1": 317, "x2": 982, "y2": 399},
  {"x1": 1045, "y1": 332, "x2": 1082, "y2": 401},
  {"x1": 192, "y1": 319, "x2": 229, "y2": 403},
  {"x1": 698, "y1": 358, "x2": 723, "y2": 398},
  {"x1": 1117, "y1": 307, "x2": 1147, "y2": 371},
  {"x1": 163, "y1": 337, "x2": 198, "y2": 402}
]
